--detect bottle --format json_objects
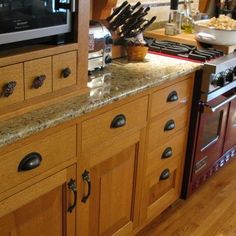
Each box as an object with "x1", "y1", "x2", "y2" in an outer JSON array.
[{"x1": 181, "y1": 0, "x2": 194, "y2": 33}]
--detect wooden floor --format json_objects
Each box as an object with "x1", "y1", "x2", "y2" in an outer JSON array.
[{"x1": 138, "y1": 158, "x2": 236, "y2": 236}]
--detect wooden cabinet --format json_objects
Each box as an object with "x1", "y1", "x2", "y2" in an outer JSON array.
[
  {"x1": 0, "y1": 125, "x2": 77, "y2": 236},
  {"x1": 24, "y1": 57, "x2": 52, "y2": 99},
  {"x1": 0, "y1": 73, "x2": 195, "y2": 235},
  {"x1": 77, "y1": 96, "x2": 148, "y2": 236},
  {"x1": 139, "y1": 74, "x2": 194, "y2": 225},
  {"x1": 0, "y1": 165, "x2": 76, "y2": 236},
  {"x1": 52, "y1": 51, "x2": 77, "y2": 91},
  {"x1": 0, "y1": 64, "x2": 24, "y2": 108}
]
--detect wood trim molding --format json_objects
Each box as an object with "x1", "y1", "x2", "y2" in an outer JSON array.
[{"x1": 92, "y1": 0, "x2": 118, "y2": 19}]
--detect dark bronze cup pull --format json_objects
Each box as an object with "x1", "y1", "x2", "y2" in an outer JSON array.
[
  {"x1": 167, "y1": 91, "x2": 178, "y2": 102},
  {"x1": 67, "y1": 179, "x2": 77, "y2": 213},
  {"x1": 164, "y1": 119, "x2": 175, "y2": 131},
  {"x1": 2, "y1": 81, "x2": 17, "y2": 97},
  {"x1": 81, "y1": 170, "x2": 91, "y2": 203},
  {"x1": 61, "y1": 67, "x2": 72, "y2": 78},
  {"x1": 32, "y1": 75, "x2": 46, "y2": 89},
  {"x1": 161, "y1": 147, "x2": 173, "y2": 159},
  {"x1": 160, "y1": 169, "x2": 170, "y2": 180},
  {"x1": 110, "y1": 114, "x2": 126, "y2": 128},
  {"x1": 18, "y1": 152, "x2": 42, "y2": 172}
]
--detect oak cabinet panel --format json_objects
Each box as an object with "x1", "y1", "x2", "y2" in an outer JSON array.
[
  {"x1": 0, "y1": 165, "x2": 76, "y2": 236},
  {"x1": 0, "y1": 64, "x2": 24, "y2": 108}
]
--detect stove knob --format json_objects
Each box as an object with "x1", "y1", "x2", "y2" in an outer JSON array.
[
  {"x1": 105, "y1": 36, "x2": 113, "y2": 45},
  {"x1": 105, "y1": 55, "x2": 112, "y2": 64},
  {"x1": 211, "y1": 73, "x2": 225, "y2": 87},
  {"x1": 225, "y1": 70, "x2": 234, "y2": 82}
]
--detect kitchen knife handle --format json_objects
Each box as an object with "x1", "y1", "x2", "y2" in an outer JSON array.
[{"x1": 106, "y1": 0, "x2": 128, "y2": 22}]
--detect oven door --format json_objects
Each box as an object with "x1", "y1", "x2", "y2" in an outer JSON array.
[
  {"x1": 224, "y1": 98, "x2": 236, "y2": 152},
  {"x1": 193, "y1": 94, "x2": 231, "y2": 175}
]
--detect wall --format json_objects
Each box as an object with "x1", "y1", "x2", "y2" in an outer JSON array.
[{"x1": 115, "y1": 0, "x2": 200, "y2": 23}]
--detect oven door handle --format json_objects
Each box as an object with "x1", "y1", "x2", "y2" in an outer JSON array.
[{"x1": 205, "y1": 94, "x2": 236, "y2": 113}]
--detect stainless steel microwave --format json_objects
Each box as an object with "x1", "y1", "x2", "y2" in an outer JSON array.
[{"x1": 0, "y1": 0, "x2": 75, "y2": 45}]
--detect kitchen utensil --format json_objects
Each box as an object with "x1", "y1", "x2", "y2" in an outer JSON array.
[
  {"x1": 106, "y1": 1, "x2": 128, "y2": 22},
  {"x1": 194, "y1": 19, "x2": 236, "y2": 45}
]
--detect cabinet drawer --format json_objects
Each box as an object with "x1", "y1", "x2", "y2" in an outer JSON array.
[
  {"x1": 148, "y1": 105, "x2": 189, "y2": 152},
  {"x1": 82, "y1": 96, "x2": 148, "y2": 152},
  {"x1": 52, "y1": 51, "x2": 77, "y2": 91},
  {"x1": 0, "y1": 64, "x2": 24, "y2": 108},
  {"x1": 146, "y1": 130, "x2": 186, "y2": 175},
  {"x1": 143, "y1": 157, "x2": 182, "y2": 220},
  {"x1": 0, "y1": 126, "x2": 76, "y2": 195},
  {"x1": 150, "y1": 76, "x2": 193, "y2": 118},
  {"x1": 24, "y1": 57, "x2": 52, "y2": 99}
]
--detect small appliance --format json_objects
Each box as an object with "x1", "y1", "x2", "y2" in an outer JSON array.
[
  {"x1": 0, "y1": 0, "x2": 75, "y2": 46},
  {"x1": 88, "y1": 20, "x2": 113, "y2": 71}
]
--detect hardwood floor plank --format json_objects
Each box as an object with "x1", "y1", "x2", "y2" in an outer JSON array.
[{"x1": 137, "y1": 158, "x2": 236, "y2": 236}]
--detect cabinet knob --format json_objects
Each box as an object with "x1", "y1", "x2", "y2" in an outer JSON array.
[
  {"x1": 1, "y1": 81, "x2": 17, "y2": 97},
  {"x1": 61, "y1": 67, "x2": 72, "y2": 78},
  {"x1": 161, "y1": 147, "x2": 173, "y2": 159},
  {"x1": 18, "y1": 152, "x2": 42, "y2": 172},
  {"x1": 159, "y1": 169, "x2": 170, "y2": 180},
  {"x1": 167, "y1": 91, "x2": 178, "y2": 102},
  {"x1": 110, "y1": 114, "x2": 126, "y2": 128},
  {"x1": 32, "y1": 75, "x2": 46, "y2": 89},
  {"x1": 164, "y1": 119, "x2": 175, "y2": 131},
  {"x1": 67, "y1": 179, "x2": 77, "y2": 213}
]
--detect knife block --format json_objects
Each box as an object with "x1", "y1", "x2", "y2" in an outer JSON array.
[{"x1": 111, "y1": 31, "x2": 127, "y2": 59}]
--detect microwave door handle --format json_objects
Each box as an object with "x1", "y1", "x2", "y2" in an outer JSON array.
[
  {"x1": 205, "y1": 94, "x2": 236, "y2": 113},
  {"x1": 55, "y1": 0, "x2": 75, "y2": 12}
]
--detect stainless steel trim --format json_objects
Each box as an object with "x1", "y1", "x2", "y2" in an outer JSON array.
[
  {"x1": 201, "y1": 80, "x2": 236, "y2": 102},
  {"x1": 71, "y1": 0, "x2": 76, "y2": 12},
  {"x1": 205, "y1": 94, "x2": 236, "y2": 112},
  {"x1": 0, "y1": 13, "x2": 71, "y2": 45}
]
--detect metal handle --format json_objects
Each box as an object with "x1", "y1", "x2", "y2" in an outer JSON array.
[
  {"x1": 205, "y1": 94, "x2": 236, "y2": 113},
  {"x1": 161, "y1": 147, "x2": 173, "y2": 159},
  {"x1": 159, "y1": 169, "x2": 170, "y2": 180},
  {"x1": 164, "y1": 119, "x2": 175, "y2": 131},
  {"x1": 32, "y1": 75, "x2": 46, "y2": 89},
  {"x1": 67, "y1": 179, "x2": 77, "y2": 213},
  {"x1": 18, "y1": 152, "x2": 42, "y2": 172},
  {"x1": 61, "y1": 67, "x2": 72, "y2": 78},
  {"x1": 55, "y1": 0, "x2": 75, "y2": 12},
  {"x1": 82, "y1": 170, "x2": 91, "y2": 203},
  {"x1": 1, "y1": 81, "x2": 17, "y2": 97},
  {"x1": 167, "y1": 91, "x2": 178, "y2": 102},
  {"x1": 110, "y1": 114, "x2": 126, "y2": 128}
]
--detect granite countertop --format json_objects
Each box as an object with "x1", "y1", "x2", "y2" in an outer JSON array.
[{"x1": 0, "y1": 53, "x2": 202, "y2": 149}]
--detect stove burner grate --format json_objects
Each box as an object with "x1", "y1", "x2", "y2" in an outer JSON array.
[{"x1": 146, "y1": 39, "x2": 224, "y2": 62}]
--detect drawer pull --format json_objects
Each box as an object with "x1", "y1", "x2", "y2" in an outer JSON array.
[
  {"x1": 18, "y1": 152, "x2": 42, "y2": 172},
  {"x1": 67, "y1": 179, "x2": 77, "y2": 213},
  {"x1": 160, "y1": 169, "x2": 170, "y2": 180},
  {"x1": 110, "y1": 114, "x2": 126, "y2": 128},
  {"x1": 2, "y1": 81, "x2": 17, "y2": 97},
  {"x1": 167, "y1": 91, "x2": 178, "y2": 102},
  {"x1": 162, "y1": 147, "x2": 173, "y2": 159},
  {"x1": 82, "y1": 170, "x2": 91, "y2": 203},
  {"x1": 61, "y1": 67, "x2": 72, "y2": 78},
  {"x1": 164, "y1": 119, "x2": 175, "y2": 131},
  {"x1": 32, "y1": 75, "x2": 46, "y2": 89}
]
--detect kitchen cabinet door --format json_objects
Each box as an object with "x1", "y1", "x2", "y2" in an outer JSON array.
[
  {"x1": 78, "y1": 126, "x2": 146, "y2": 236},
  {"x1": 0, "y1": 165, "x2": 76, "y2": 236}
]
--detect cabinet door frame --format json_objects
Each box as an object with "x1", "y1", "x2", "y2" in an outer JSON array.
[
  {"x1": 0, "y1": 165, "x2": 77, "y2": 236},
  {"x1": 77, "y1": 127, "x2": 147, "y2": 236}
]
